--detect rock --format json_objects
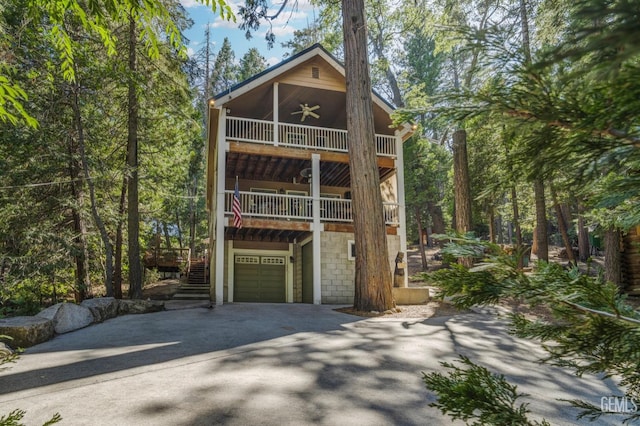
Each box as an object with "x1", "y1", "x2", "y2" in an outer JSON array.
[
  {"x1": 0, "y1": 316, "x2": 54, "y2": 348},
  {"x1": 36, "y1": 302, "x2": 94, "y2": 334},
  {"x1": 0, "y1": 342, "x2": 12, "y2": 356},
  {"x1": 81, "y1": 297, "x2": 119, "y2": 323},
  {"x1": 117, "y1": 299, "x2": 164, "y2": 315}
]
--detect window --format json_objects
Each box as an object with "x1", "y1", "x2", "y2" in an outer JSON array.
[
  {"x1": 250, "y1": 188, "x2": 278, "y2": 194},
  {"x1": 286, "y1": 190, "x2": 308, "y2": 217},
  {"x1": 249, "y1": 188, "x2": 277, "y2": 215},
  {"x1": 347, "y1": 240, "x2": 356, "y2": 260},
  {"x1": 286, "y1": 132, "x2": 307, "y2": 145}
]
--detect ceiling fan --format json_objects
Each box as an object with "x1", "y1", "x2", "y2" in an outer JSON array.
[{"x1": 291, "y1": 103, "x2": 320, "y2": 122}]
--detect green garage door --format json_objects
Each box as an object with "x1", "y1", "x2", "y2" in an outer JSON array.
[{"x1": 234, "y1": 255, "x2": 286, "y2": 302}]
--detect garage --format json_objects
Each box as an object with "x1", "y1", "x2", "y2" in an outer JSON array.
[{"x1": 234, "y1": 255, "x2": 286, "y2": 302}]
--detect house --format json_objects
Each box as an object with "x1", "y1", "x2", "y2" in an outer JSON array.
[{"x1": 205, "y1": 44, "x2": 414, "y2": 305}]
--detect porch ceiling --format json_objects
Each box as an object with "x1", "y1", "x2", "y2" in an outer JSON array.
[
  {"x1": 223, "y1": 83, "x2": 397, "y2": 135},
  {"x1": 225, "y1": 227, "x2": 310, "y2": 243},
  {"x1": 225, "y1": 152, "x2": 395, "y2": 187}
]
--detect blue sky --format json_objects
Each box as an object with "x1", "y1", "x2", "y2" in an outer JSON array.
[{"x1": 180, "y1": 0, "x2": 319, "y2": 66}]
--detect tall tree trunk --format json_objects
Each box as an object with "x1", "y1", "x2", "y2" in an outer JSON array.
[
  {"x1": 68, "y1": 146, "x2": 91, "y2": 302},
  {"x1": 415, "y1": 207, "x2": 428, "y2": 271},
  {"x1": 176, "y1": 211, "x2": 184, "y2": 249},
  {"x1": 488, "y1": 206, "x2": 496, "y2": 243},
  {"x1": 577, "y1": 202, "x2": 590, "y2": 262},
  {"x1": 113, "y1": 176, "x2": 127, "y2": 299},
  {"x1": 163, "y1": 222, "x2": 172, "y2": 249},
  {"x1": 496, "y1": 215, "x2": 503, "y2": 244},
  {"x1": 70, "y1": 77, "x2": 114, "y2": 298},
  {"x1": 604, "y1": 226, "x2": 622, "y2": 287},
  {"x1": 533, "y1": 179, "x2": 549, "y2": 261},
  {"x1": 511, "y1": 187, "x2": 522, "y2": 247},
  {"x1": 453, "y1": 129, "x2": 473, "y2": 267},
  {"x1": 342, "y1": 0, "x2": 393, "y2": 312},
  {"x1": 189, "y1": 178, "x2": 197, "y2": 255},
  {"x1": 370, "y1": 13, "x2": 403, "y2": 108},
  {"x1": 127, "y1": 16, "x2": 142, "y2": 299},
  {"x1": 427, "y1": 201, "x2": 446, "y2": 234},
  {"x1": 503, "y1": 139, "x2": 522, "y2": 250},
  {"x1": 520, "y1": 0, "x2": 548, "y2": 263},
  {"x1": 453, "y1": 129, "x2": 473, "y2": 234},
  {"x1": 551, "y1": 185, "x2": 576, "y2": 265},
  {"x1": 511, "y1": 186, "x2": 525, "y2": 268}
]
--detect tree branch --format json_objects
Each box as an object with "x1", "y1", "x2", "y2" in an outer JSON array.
[{"x1": 560, "y1": 299, "x2": 640, "y2": 326}]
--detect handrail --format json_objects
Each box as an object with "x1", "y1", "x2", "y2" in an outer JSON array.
[
  {"x1": 225, "y1": 116, "x2": 396, "y2": 157},
  {"x1": 224, "y1": 190, "x2": 400, "y2": 225}
]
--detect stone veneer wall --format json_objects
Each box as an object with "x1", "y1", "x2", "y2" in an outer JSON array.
[
  {"x1": 320, "y1": 232, "x2": 401, "y2": 304},
  {"x1": 386, "y1": 235, "x2": 402, "y2": 276},
  {"x1": 293, "y1": 243, "x2": 303, "y2": 302}
]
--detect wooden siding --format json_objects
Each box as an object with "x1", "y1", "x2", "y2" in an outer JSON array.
[{"x1": 278, "y1": 59, "x2": 345, "y2": 92}]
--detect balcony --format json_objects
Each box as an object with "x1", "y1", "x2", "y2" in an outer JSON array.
[
  {"x1": 225, "y1": 116, "x2": 397, "y2": 158},
  {"x1": 224, "y1": 191, "x2": 400, "y2": 226}
]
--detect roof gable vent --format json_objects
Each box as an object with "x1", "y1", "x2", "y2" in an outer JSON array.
[{"x1": 311, "y1": 66, "x2": 320, "y2": 79}]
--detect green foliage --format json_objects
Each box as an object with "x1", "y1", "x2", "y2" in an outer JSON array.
[
  {"x1": 424, "y1": 355, "x2": 550, "y2": 426},
  {"x1": 211, "y1": 37, "x2": 238, "y2": 95},
  {"x1": 238, "y1": 48, "x2": 267, "y2": 81},
  {"x1": 0, "y1": 409, "x2": 61, "y2": 426},
  {"x1": 143, "y1": 268, "x2": 161, "y2": 287},
  {"x1": 427, "y1": 235, "x2": 640, "y2": 424}
]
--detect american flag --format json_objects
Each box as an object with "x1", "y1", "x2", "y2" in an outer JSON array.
[{"x1": 232, "y1": 179, "x2": 242, "y2": 228}]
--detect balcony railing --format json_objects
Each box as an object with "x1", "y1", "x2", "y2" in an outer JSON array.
[
  {"x1": 225, "y1": 116, "x2": 397, "y2": 157},
  {"x1": 224, "y1": 191, "x2": 400, "y2": 226}
]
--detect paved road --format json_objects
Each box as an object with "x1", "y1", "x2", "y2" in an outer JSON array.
[{"x1": 0, "y1": 304, "x2": 626, "y2": 425}]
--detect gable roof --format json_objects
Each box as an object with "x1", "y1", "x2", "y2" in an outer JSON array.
[{"x1": 212, "y1": 43, "x2": 398, "y2": 117}]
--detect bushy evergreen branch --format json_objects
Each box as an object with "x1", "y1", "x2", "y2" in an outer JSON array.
[
  {"x1": 427, "y1": 235, "x2": 640, "y2": 423},
  {"x1": 423, "y1": 356, "x2": 550, "y2": 426}
]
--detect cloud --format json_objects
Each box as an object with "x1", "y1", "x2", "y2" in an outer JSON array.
[
  {"x1": 211, "y1": 18, "x2": 240, "y2": 30},
  {"x1": 180, "y1": 0, "x2": 203, "y2": 8},
  {"x1": 266, "y1": 56, "x2": 281, "y2": 66}
]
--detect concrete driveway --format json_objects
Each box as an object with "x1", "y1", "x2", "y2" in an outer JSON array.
[{"x1": 0, "y1": 304, "x2": 626, "y2": 425}]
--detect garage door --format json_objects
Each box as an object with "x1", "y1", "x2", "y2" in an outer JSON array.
[{"x1": 234, "y1": 255, "x2": 286, "y2": 302}]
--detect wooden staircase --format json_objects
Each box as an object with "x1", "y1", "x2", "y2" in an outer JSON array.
[{"x1": 172, "y1": 260, "x2": 210, "y2": 300}]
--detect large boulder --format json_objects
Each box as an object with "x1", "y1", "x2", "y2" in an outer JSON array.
[
  {"x1": 0, "y1": 316, "x2": 54, "y2": 348},
  {"x1": 81, "y1": 297, "x2": 119, "y2": 323},
  {"x1": 117, "y1": 299, "x2": 164, "y2": 315},
  {"x1": 36, "y1": 302, "x2": 94, "y2": 334}
]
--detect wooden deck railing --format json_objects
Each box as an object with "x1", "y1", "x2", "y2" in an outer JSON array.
[
  {"x1": 224, "y1": 191, "x2": 400, "y2": 226},
  {"x1": 225, "y1": 116, "x2": 397, "y2": 157},
  {"x1": 143, "y1": 248, "x2": 190, "y2": 271}
]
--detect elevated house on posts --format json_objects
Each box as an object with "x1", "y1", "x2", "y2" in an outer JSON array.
[{"x1": 205, "y1": 44, "x2": 414, "y2": 304}]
